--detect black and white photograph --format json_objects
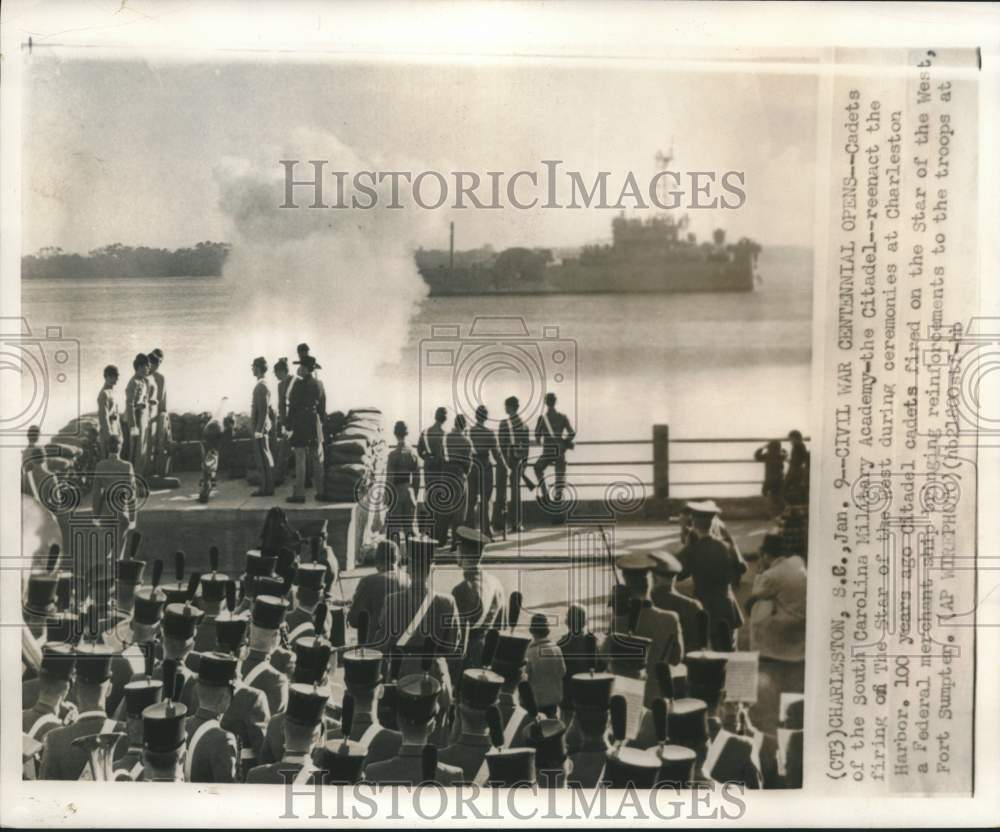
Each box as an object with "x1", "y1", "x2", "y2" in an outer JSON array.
[{"x1": 2, "y1": 2, "x2": 997, "y2": 828}]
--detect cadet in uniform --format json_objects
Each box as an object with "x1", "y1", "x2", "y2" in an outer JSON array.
[
  {"x1": 450, "y1": 527, "x2": 505, "y2": 671},
  {"x1": 416, "y1": 407, "x2": 449, "y2": 545},
  {"x1": 140, "y1": 664, "x2": 188, "y2": 783},
  {"x1": 146, "y1": 348, "x2": 171, "y2": 478},
  {"x1": 385, "y1": 420, "x2": 421, "y2": 543},
  {"x1": 324, "y1": 631, "x2": 402, "y2": 766},
  {"x1": 564, "y1": 672, "x2": 615, "y2": 787},
  {"x1": 184, "y1": 652, "x2": 241, "y2": 783},
  {"x1": 96, "y1": 364, "x2": 121, "y2": 461},
  {"x1": 467, "y1": 405, "x2": 505, "y2": 539},
  {"x1": 371, "y1": 536, "x2": 459, "y2": 742},
  {"x1": 23, "y1": 643, "x2": 76, "y2": 779},
  {"x1": 533, "y1": 392, "x2": 575, "y2": 507},
  {"x1": 249, "y1": 356, "x2": 275, "y2": 496},
  {"x1": 116, "y1": 665, "x2": 163, "y2": 781},
  {"x1": 193, "y1": 548, "x2": 229, "y2": 654},
  {"x1": 287, "y1": 355, "x2": 326, "y2": 503},
  {"x1": 241, "y1": 595, "x2": 291, "y2": 716},
  {"x1": 497, "y1": 396, "x2": 531, "y2": 534},
  {"x1": 438, "y1": 661, "x2": 504, "y2": 782},
  {"x1": 650, "y1": 550, "x2": 706, "y2": 654},
  {"x1": 285, "y1": 557, "x2": 328, "y2": 643},
  {"x1": 444, "y1": 415, "x2": 473, "y2": 549},
  {"x1": 40, "y1": 644, "x2": 124, "y2": 780},
  {"x1": 246, "y1": 684, "x2": 330, "y2": 784},
  {"x1": 155, "y1": 600, "x2": 205, "y2": 713},
  {"x1": 676, "y1": 501, "x2": 746, "y2": 650},
  {"x1": 349, "y1": 539, "x2": 409, "y2": 635},
  {"x1": 363, "y1": 673, "x2": 463, "y2": 785},
  {"x1": 122, "y1": 353, "x2": 151, "y2": 474}
]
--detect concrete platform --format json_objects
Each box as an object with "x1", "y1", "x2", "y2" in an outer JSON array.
[{"x1": 127, "y1": 472, "x2": 367, "y2": 574}]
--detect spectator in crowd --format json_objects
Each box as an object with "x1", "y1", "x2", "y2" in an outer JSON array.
[
  {"x1": 525, "y1": 613, "x2": 565, "y2": 718},
  {"x1": 754, "y1": 439, "x2": 787, "y2": 509},
  {"x1": 783, "y1": 430, "x2": 810, "y2": 506}
]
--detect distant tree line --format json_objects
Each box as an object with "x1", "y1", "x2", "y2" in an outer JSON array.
[{"x1": 22, "y1": 241, "x2": 232, "y2": 278}]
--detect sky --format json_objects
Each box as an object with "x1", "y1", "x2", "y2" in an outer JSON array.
[{"x1": 22, "y1": 54, "x2": 818, "y2": 255}]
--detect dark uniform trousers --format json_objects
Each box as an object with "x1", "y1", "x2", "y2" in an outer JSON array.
[
  {"x1": 465, "y1": 456, "x2": 495, "y2": 538},
  {"x1": 39, "y1": 712, "x2": 126, "y2": 780}
]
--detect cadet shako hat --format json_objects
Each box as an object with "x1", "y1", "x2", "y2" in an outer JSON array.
[
  {"x1": 315, "y1": 739, "x2": 367, "y2": 785},
  {"x1": 244, "y1": 549, "x2": 279, "y2": 578},
  {"x1": 251, "y1": 595, "x2": 288, "y2": 630},
  {"x1": 341, "y1": 646, "x2": 383, "y2": 688},
  {"x1": 455, "y1": 526, "x2": 490, "y2": 560},
  {"x1": 396, "y1": 673, "x2": 442, "y2": 724},
  {"x1": 46, "y1": 611, "x2": 79, "y2": 645},
  {"x1": 779, "y1": 692, "x2": 805, "y2": 730},
  {"x1": 522, "y1": 718, "x2": 568, "y2": 771},
  {"x1": 655, "y1": 742, "x2": 697, "y2": 783},
  {"x1": 249, "y1": 575, "x2": 286, "y2": 599},
  {"x1": 142, "y1": 701, "x2": 188, "y2": 753},
  {"x1": 293, "y1": 637, "x2": 335, "y2": 686},
  {"x1": 23, "y1": 573, "x2": 58, "y2": 617},
  {"x1": 116, "y1": 559, "x2": 146, "y2": 586},
  {"x1": 485, "y1": 747, "x2": 536, "y2": 787},
  {"x1": 39, "y1": 643, "x2": 76, "y2": 681},
  {"x1": 197, "y1": 651, "x2": 239, "y2": 687},
  {"x1": 603, "y1": 746, "x2": 663, "y2": 789},
  {"x1": 569, "y1": 672, "x2": 616, "y2": 710},
  {"x1": 161, "y1": 551, "x2": 194, "y2": 606},
  {"x1": 666, "y1": 697, "x2": 710, "y2": 748},
  {"x1": 294, "y1": 561, "x2": 327, "y2": 590},
  {"x1": 124, "y1": 679, "x2": 164, "y2": 719},
  {"x1": 685, "y1": 500, "x2": 722, "y2": 516},
  {"x1": 460, "y1": 667, "x2": 504, "y2": 709},
  {"x1": 161, "y1": 602, "x2": 205, "y2": 641},
  {"x1": 74, "y1": 643, "x2": 114, "y2": 684},
  {"x1": 683, "y1": 650, "x2": 728, "y2": 709},
  {"x1": 214, "y1": 612, "x2": 249, "y2": 654},
  {"x1": 286, "y1": 683, "x2": 330, "y2": 727},
  {"x1": 492, "y1": 633, "x2": 531, "y2": 668},
  {"x1": 200, "y1": 545, "x2": 229, "y2": 602}
]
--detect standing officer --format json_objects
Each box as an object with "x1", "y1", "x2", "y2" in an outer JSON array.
[
  {"x1": 91, "y1": 435, "x2": 136, "y2": 555},
  {"x1": 96, "y1": 365, "x2": 121, "y2": 461},
  {"x1": 250, "y1": 356, "x2": 275, "y2": 497},
  {"x1": 451, "y1": 527, "x2": 505, "y2": 671},
  {"x1": 272, "y1": 358, "x2": 292, "y2": 486},
  {"x1": 385, "y1": 420, "x2": 421, "y2": 543},
  {"x1": 122, "y1": 353, "x2": 151, "y2": 473},
  {"x1": 444, "y1": 414, "x2": 473, "y2": 550},
  {"x1": 467, "y1": 405, "x2": 505, "y2": 539},
  {"x1": 676, "y1": 500, "x2": 746, "y2": 650},
  {"x1": 533, "y1": 392, "x2": 575, "y2": 507},
  {"x1": 416, "y1": 407, "x2": 449, "y2": 545},
  {"x1": 498, "y1": 396, "x2": 531, "y2": 534},
  {"x1": 650, "y1": 551, "x2": 705, "y2": 654},
  {"x1": 286, "y1": 355, "x2": 326, "y2": 504},
  {"x1": 146, "y1": 348, "x2": 171, "y2": 478}
]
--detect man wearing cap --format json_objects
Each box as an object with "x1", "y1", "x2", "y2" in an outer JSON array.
[
  {"x1": 183, "y1": 652, "x2": 241, "y2": 782},
  {"x1": 246, "y1": 684, "x2": 330, "y2": 784},
  {"x1": 438, "y1": 663, "x2": 504, "y2": 781},
  {"x1": 364, "y1": 673, "x2": 463, "y2": 785},
  {"x1": 23, "y1": 644, "x2": 77, "y2": 773},
  {"x1": 450, "y1": 527, "x2": 504, "y2": 672},
  {"x1": 241, "y1": 595, "x2": 291, "y2": 716},
  {"x1": 349, "y1": 539, "x2": 409, "y2": 636},
  {"x1": 385, "y1": 420, "x2": 421, "y2": 543},
  {"x1": 371, "y1": 537, "x2": 459, "y2": 739},
  {"x1": 604, "y1": 552, "x2": 684, "y2": 708},
  {"x1": 443, "y1": 414, "x2": 474, "y2": 550},
  {"x1": 287, "y1": 355, "x2": 326, "y2": 503},
  {"x1": 40, "y1": 645, "x2": 125, "y2": 780},
  {"x1": 146, "y1": 348, "x2": 172, "y2": 478},
  {"x1": 141, "y1": 699, "x2": 188, "y2": 782},
  {"x1": 651, "y1": 550, "x2": 707, "y2": 654},
  {"x1": 676, "y1": 501, "x2": 747, "y2": 650},
  {"x1": 97, "y1": 364, "x2": 121, "y2": 461},
  {"x1": 497, "y1": 396, "x2": 530, "y2": 534},
  {"x1": 466, "y1": 405, "x2": 505, "y2": 539},
  {"x1": 249, "y1": 356, "x2": 275, "y2": 497},
  {"x1": 122, "y1": 353, "x2": 151, "y2": 474},
  {"x1": 533, "y1": 392, "x2": 575, "y2": 507},
  {"x1": 194, "y1": 566, "x2": 230, "y2": 654},
  {"x1": 116, "y1": 673, "x2": 163, "y2": 780},
  {"x1": 285, "y1": 559, "x2": 327, "y2": 644},
  {"x1": 416, "y1": 406, "x2": 449, "y2": 544},
  {"x1": 153, "y1": 602, "x2": 205, "y2": 712},
  {"x1": 564, "y1": 672, "x2": 615, "y2": 787}
]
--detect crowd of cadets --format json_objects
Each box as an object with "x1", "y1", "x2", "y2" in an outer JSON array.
[{"x1": 21, "y1": 502, "x2": 804, "y2": 789}]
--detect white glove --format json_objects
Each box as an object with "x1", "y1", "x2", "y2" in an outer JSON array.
[
  {"x1": 253, "y1": 432, "x2": 264, "y2": 440},
  {"x1": 130, "y1": 428, "x2": 140, "y2": 437}
]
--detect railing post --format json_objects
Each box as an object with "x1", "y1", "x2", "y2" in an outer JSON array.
[{"x1": 653, "y1": 424, "x2": 669, "y2": 499}]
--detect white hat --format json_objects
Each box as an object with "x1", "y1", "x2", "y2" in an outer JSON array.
[{"x1": 685, "y1": 500, "x2": 722, "y2": 515}]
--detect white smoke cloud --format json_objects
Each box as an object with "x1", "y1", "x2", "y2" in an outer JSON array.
[{"x1": 211, "y1": 127, "x2": 433, "y2": 415}]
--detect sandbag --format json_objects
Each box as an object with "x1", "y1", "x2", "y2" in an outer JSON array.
[
  {"x1": 335, "y1": 431, "x2": 377, "y2": 444},
  {"x1": 327, "y1": 463, "x2": 366, "y2": 480},
  {"x1": 348, "y1": 407, "x2": 382, "y2": 418},
  {"x1": 43, "y1": 443, "x2": 83, "y2": 459},
  {"x1": 328, "y1": 438, "x2": 368, "y2": 456},
  {"x1": 326, "y1": 449, "x2": 370, "y2": 467}
]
